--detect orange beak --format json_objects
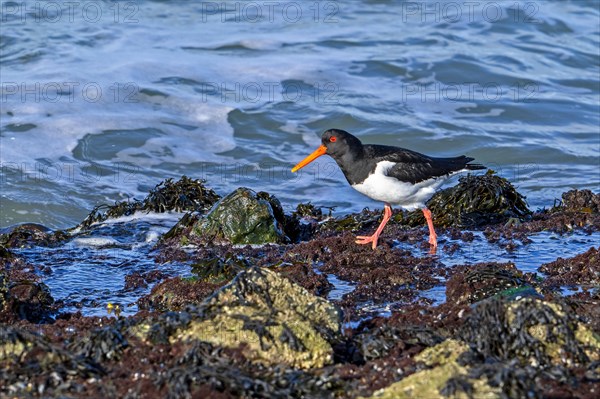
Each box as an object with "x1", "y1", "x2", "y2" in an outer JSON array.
[{"x1": 291, "y1": 145, "x2": 327, "y2": 172}]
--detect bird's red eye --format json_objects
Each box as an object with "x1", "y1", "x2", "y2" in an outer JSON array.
[{"x1": 330, "y1": 136, "x2": 337, "y2": 143}]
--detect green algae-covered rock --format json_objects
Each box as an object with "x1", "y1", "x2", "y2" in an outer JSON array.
[
  {"x1": 194, "y1": 187, "x2": 287, "y2": 244},
  {"x1": 171, "y1": 267, "x2": 342, "y2": 369},
  {"x1": 407, "y1": 171, "x2": 531, "y2": 228}
]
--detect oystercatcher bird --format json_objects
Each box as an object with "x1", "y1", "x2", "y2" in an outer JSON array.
[{"x1": 291, "y1": 129, "x2": 485, "y2": 251}]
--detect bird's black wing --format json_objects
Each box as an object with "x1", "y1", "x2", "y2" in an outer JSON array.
[{"x1": 366, "y1": 145, "x2": 484, "y2": 184}]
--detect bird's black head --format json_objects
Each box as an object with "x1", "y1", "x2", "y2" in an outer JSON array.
[
  {"x1": 321, "y1": 129, "x2": 363, "y2": 160},
  {"x1": 291, "y1": 128, "x2": 363, "y2": 173}
]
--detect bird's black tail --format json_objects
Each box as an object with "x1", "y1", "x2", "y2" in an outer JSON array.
[{"x1": 464, "y1": 157, "x2": 486, "y2": 171}]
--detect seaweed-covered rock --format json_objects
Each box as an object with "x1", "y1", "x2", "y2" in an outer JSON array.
[
  {"x1": 137, "y1": 277, "x2": 222, "y2": 311},
  {"x1": 0, "y1": 326, "x2": 103, "y2": 397},
  {"x1": 459, "y1": 297, "x2": 600, "y2": 367},
  {"x1": 79, "y1": 176, "x2": 220, "y2": 228},
  {"x1": 68, "y1": 324, "x2": 129, "y2": 362},
  {"x1": 539, "y1": 247, "x2": 600, "y2": 288},
  {"x1": 446, "y1": 262, "x2": 540, "y2": 305},
  {"x1": 407, "y1": 171, "x2": 531, "y2": 228},
  {"x1": 356, "y1": 324, "x2": 444, "y2": 361},
  {"x1": 194, "y1": 187, "x2": 287, "y2": 244},
  {"x1": 170, "y1": 267, "x2": 342, "y2": 369},
  {"x1": 0, "y1": 250, "x2": 56, "y2": 323},
  {"x1": 560, "y1": 189, "x2": 600, "y2": 213},
  {"x1": 191, "y1": 252, "x2": 251, "y2": 284}
]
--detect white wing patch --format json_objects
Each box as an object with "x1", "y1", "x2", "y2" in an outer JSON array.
[{"x1": 351, "y1": 161, "x2": 449, "y2": 210}]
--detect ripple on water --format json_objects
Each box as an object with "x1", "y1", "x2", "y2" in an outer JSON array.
[{"x1": 14, "y1": 213, "x2": 191, "y2": 317}]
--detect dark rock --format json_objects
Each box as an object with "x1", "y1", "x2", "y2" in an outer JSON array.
[
  {"x1": 8, "y1": 280, "x2": 55, "y2": 323},
  {"x1": 124, "y1": 270, "x2": 168, "y2": 290},
  {"x1": 193, "y1": 187, "x2": 287, "y2": 244},
  {"x1": 0, "y1": 252, "x2": 56, "y2": 323},
  {"x1": 0, "y1": 223, "x2": 69, "y2": 248},
  {"x1": 355, "y1": 324, "x2": 443, "y2": 361}
]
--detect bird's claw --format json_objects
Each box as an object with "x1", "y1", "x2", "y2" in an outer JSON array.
[{"x1": 355, "y1": 235, "x2": 379, "y2": 250}]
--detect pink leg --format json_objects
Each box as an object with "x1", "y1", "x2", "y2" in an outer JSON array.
[
  {"x1": 422, "y1": 207, "x2": 438, "y2": 249},
  {"x1": 356, "y1": 203, "x2": 392, "y2": 250}
]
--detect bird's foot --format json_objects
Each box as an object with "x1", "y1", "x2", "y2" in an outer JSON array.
[
  {"x1": 428, "y1": 232, "x2": 438, "y2": 254},
  {"x1": 355, "y1": 234, "x2": 379, "y2": 250},
  {"x1": 428, "y1": 234, "x2": 438, "y2": 247}
]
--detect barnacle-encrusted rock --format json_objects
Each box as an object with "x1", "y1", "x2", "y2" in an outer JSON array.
[
  {"x1": 362, "y1": 339, "x2": 500, "y2": 399},
  {"x1": 171, "y1": 267, "x2": 342, "y2": 369},
  {"x1": 193, "y1": 187, "x2": 287, "y2": 244},
  {"x1": 560, "y1": 189, "x2": 600, "y2": 213},
  {"x1": 407, "y1": 171, "x2": 531, "y2": 228}
]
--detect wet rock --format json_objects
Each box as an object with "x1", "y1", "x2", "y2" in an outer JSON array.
[
  {"x1": 446, "y1": 262, "x2": 540, "y2": 305},
  {"x1": 169, "y1": 267, "x2": 342, "y2": 369},
  {"x1": 406, "y1": 171, "x2": 531, "y2": 228},
  {"x1": 539, "y1": 247, "x2": 600, "y2": 288},
  {"x1": 0, "y1": 253, "x2": 56, "y2": 323},
  {"x1": 0, "y1": 223, "x2": 69, "y2": 248},
  {"x1": 193, "y1": 187, "x2": 287, "y2": 244},
  {"x1": 560, "y1": 189, "x2": 600, "y2": 213},
  {"x1": 8, "y1": 280, "x2": 55, "y2": 323},
  {"x1": 191, "y1": 252, "x2": 251, "y2": 284},
  {"x1": 79, "y1": 176, "x2": 220, "y2": 228}
]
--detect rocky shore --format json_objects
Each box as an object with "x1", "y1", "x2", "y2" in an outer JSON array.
[{"x1": 1, "y1": 176, "x2": 599, "y2": 398}]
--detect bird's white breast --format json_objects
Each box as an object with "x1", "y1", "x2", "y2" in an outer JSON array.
[{"x1": 351, "y1": 161, "x2": 446, "y2": 210}]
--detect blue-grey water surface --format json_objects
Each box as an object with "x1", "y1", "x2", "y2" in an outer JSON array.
[{"x1": 1, "y1": 0, "x2": 599, "y2": 228}]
